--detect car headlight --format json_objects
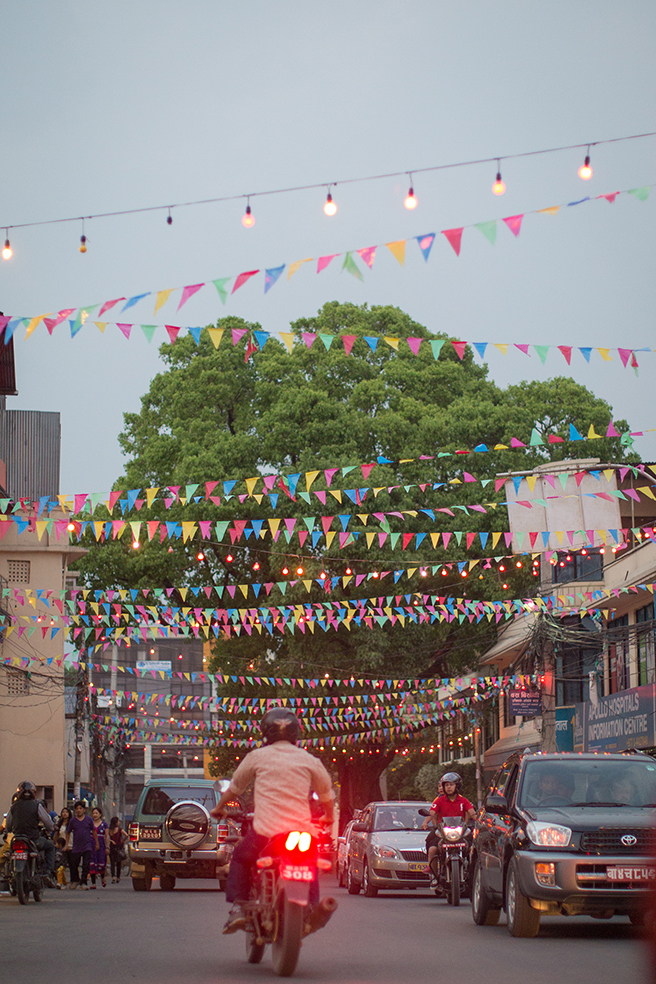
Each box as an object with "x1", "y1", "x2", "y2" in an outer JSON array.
[
  {"x1": 372, "y1": 845, "x2": 400, "y2": 859},
  {"x1": 526, "y1": 821, "x2": 572, "y2": 848}
]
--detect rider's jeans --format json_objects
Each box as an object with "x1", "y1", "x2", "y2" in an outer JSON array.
[
  {"x1": 226, "y1": 829, "x2": 319, "y2": 907},
  {"x1": 37, "y1": 836, "x2": 56, "y2": 876}
]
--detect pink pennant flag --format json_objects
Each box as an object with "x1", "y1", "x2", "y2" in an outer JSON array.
[
  {"x1": 617, "y1": 348, "x2": 632, "y2": 368},
  {"x1": 598, "y1": 192, "x2": 619, "y2": 203},
  {"x1": 177, "y1": 283, "x2": 205, "y2": 310},
  {"x1": 302, "y1": 332, "x2": 316, "y2": 348},
  {"x1": 606, "y1": 420, "x2": 619, "y2": 437},
  {"x1": 231, "y1": 328, "x2": 248, "y2": 345},
  {"x1": 74, "y1": 494, "x2": 87, "y2": 514},
  {"x1": 324, "y1": 468, "x2": 339, "y2": 486},
  {"x1": 342, "y1": 335, "x2": 356, "y2": 355},
  {"x1": 451, "y1": 341, "x2": 467, "y2": 360},
  {"x1": 510, "y1": 437, "x2": 526, "y2": 447},
  {"x1": 557, "y1": 345, "x2": 572, "y2": 365},
  {"x1": 44, "y1": 309, "x2": 75, "y2": 334},
  {"x1": 514, "y1": 344, "x2": 530, "y2": 355},
  {"x1": 116, "y1": 323, "x2": 132, "y2": 340},
  {"x1": 503, "y1": 214, "x2": 524, "y2": 237},
  {"x1": 357, "y1": 247, "x2": 377, "y2": 269},
  {"x1": 361, "y1": 463, "x2": 376, "y2": 480},
  {"x1": 0, "y1": 315, "x2": 11, "y2": 332},
  {"x1": 407, "y1": 337, "x2": 422, "y2": 355},
  {"x1": 231, "y1": 270, "x2": 260, "y2": 294},
  {"x1": 98, "y1": 298, "x2": 125, "y2": 318},
  {"x1": 165, "y1": 325, "x2": 181, "y2": 344},
  {"x1": 441, "y1": 227, "x2": 463, "y2": 256},
  {"x1": 317, "y1": 254, "x2": 338, "y2": 273}
]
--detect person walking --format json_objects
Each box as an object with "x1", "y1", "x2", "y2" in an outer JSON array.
[
  {"x1": 55, "y1": 806, "x2": 73, "y2": 881},
  {"x1": 89, "y1": 807, "x2": 110, "y2": 888},
  {"x1": 65, "y1": 801, "x2": 99, "y2": 890},
  {"x1": 108, "y1": 816, "x2": 128, "y2": 884}
]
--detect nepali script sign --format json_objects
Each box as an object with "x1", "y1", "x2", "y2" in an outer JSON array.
[{"x1": 579, "y1": 685, "x2": 655, "y2": 753}]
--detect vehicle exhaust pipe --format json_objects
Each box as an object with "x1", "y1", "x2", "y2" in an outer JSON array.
[{"x1": 303, "y1": 897, "x2": 338, "y2": 936}]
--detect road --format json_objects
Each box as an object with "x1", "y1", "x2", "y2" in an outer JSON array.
[{"x1": 1, "y1": 875, "x2": 650, "y2": 984}]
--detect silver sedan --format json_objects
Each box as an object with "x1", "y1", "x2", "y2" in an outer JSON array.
[{"x1": 345, "y1": 801, "x2": 432, "y2": 896}]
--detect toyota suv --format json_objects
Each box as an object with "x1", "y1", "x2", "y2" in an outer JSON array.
[
  {"x1": 129, "y1": 778, "x2": 234, "y2": 891},
  {"x1": 470, "y1": 751, "x2": 656, "y2": 936}
]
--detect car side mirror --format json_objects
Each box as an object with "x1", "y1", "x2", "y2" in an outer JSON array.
[
  {"x1": 351, "y1": 822, "x2": 368, "y2": 832},
  {"x1": 485, "y1": 794, "x2": 509, "y2": 815},
  {"x1": 418, "y1": 808, "x2": 430, "y2": 816}
]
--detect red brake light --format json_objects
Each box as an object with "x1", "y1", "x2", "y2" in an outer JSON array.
[
  {"x1": 217, "y1": 823, "x2": 229, "y2": 843},
  {"x1": 129, "y1": 822, "x2": 139, "y2": 842}
]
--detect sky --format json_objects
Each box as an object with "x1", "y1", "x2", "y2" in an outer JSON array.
[{"x1": 1, "y1": 1, "x2": 655, "y2": 495}]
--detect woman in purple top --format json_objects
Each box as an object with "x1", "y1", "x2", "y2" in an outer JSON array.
[
  {"x1": 89, "y1": 807, "x2": 110, "y2": 888},
  {"x1": 64, "y1": 801, "x2": 99, "y2": 890}
]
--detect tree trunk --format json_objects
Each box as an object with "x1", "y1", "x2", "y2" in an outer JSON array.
[{"x1": 337, "y1": 749, "x2": 396, "y2": 832}]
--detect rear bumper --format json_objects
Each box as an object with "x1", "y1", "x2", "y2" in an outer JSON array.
[
  {"x1": 129, "y1": 845, "x2": 230, "y2": 878},
  {"x1": 513, "y1": 850, "x2": 652, "y2": 914}
]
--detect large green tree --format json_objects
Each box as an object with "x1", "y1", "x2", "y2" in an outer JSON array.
[{"x1": 74, "y1": 302, "x2": 634, "y2": 817}]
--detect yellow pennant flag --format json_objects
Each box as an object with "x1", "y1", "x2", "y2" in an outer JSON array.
[
  {"x1": 268, "y1": 518, "x2": 281, "y2": 536},
  {"x1": 603, "y1": 469, "x2": 615, "y2": 482},
  {"x1": 145, "y1": 487, "x2": 159, "y2": 507},
  {"x1": 207, "y1": 328, "x2": 224, "y2": 349},
  {"x1": 181, "y1": 521, "x2": 196, "y2": 541},
  {"x1": 492, "y1": 532, "x2": 502, "y2": 549},
  {"x1": 25, "y1": 314, "x2": 51, "y2": 339},
  {"x1": 279, "y1": 332, "x2": 294, "y2": 353},
  {"x1": 36, "y1": 521, "x2": 49, "y2": 540},
  {"x1": 385, "y1": 240, "x2": 406, "y2": 265},
  {"x1": 239, "y1": 585, "x2": 248, "y2": 598},
  {"x1": 537, "y1": 206, "x2": 560, "y2": 216},
  {"x1": 325, "y1": 531, "x2": 336, "y2": 548},
  {"x1": 245, "y1": 477, "x2": 259, "y2": 496},
  {"x1": 366, "y1": 532, "x2": 376, "y2": 549},
  {"x1": 430, "y1": 533, "x2": 440, "y2": 547},
  {"x1": 130, "y1": 521, "x2": 141, "y2": 543},
  {"x1": 328, "y1": 489, "x2": 342, "y2": 503},
  {"x1": 357, "y1": 513, "x2": 368, "y2": 525},
  {"x1": 154, "y1": 289, "x2": 175, "y2": 316},
  {"x1": 526, "y1": 475, "x2": 539, "y2": 492},
  {"x1": 493, "y1": 343, "x2": 508, "y2": 356},
  {"x1": 384, "y1": 337, "x2": 400, "y2": 350},
  {"x1": 287, "y1": 258, "x2": 312, "y2": 279},
  {"x1": 597, "y1": 348, "x2": 613, "y2": 361},
  {"x1": 93, "y1": 522, "x2": 104, "y2": 540},
  {"x1": 305, "y1": 470, "x2": 320, "y2": 492},
  {"x1": 587, "y1": 424, "x2": 602, "y2": 439},
  {"x1": 94, "y1": 322, "x2": 107, "y2": 333}
]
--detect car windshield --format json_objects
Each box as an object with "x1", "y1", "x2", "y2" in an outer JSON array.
[
  {"x1": 518, "y1": 759, "x2": 656, "y2": 809},
  {"x1": 373, "y1": 806, "x2": 426, "y2": 831},
  {"x1": 141, "y1": 787, "x2": 216, "y2": 816}
]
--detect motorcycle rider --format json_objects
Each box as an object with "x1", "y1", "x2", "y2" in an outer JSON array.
[
  {"x1": 210, "y1": 707, "x2": 335, "y2": 934},
  {"x1": 421, "y1": 772, "x2": 475, "y2": 889},
  {"x1": 3, "y1": 781, "x2": 56, "y2": 882}
]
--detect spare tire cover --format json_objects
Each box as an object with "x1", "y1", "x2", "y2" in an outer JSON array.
[{"x1": 165, "y1": 801, "x2": 211, "y2": 849}]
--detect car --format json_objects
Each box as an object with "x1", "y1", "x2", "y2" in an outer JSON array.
[
  {"x1": 128, "y1": 778, "x2": 234, "y2": 892},
  {"x1": 470, "y1": 750, "x2": 656, "y2": 937},
  {"x1": 336, "y1": 817, "x2": 360, "y2": 887},
  {"x1": 345, "y1": 800, "x2": 432, "y2": 896}
]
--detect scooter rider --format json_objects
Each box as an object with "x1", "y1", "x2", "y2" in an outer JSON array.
[
  {"x1": 4, "y1": 781, "x2": 56, "y2": 881},
  {"x1": 211, "y1": 707, "x2": 335, "y2": 934},
  {"x1": 421, "y1": 772, "x2": 475, "y2": 888}
]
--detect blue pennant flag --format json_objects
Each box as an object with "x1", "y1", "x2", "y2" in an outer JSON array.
[
  {"x1": 416, "y1": 233, "x2": 436, "y2": 262},
  {"x1": 264, "y1": 265, "x2": 285, "y2": 293}
]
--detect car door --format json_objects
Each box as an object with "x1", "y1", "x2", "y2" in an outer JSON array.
[
  {"x1": 476, "y1": 765, "x2": 516, "y2": 899},
  {"x1": 486, "y1": 764, "x2": 519, "y2": 898},
  {"x1": 350, "y1": 806, "x2": 372, "y2": 881}
]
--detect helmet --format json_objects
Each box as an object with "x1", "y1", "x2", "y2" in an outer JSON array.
[
  {"x1": 441, "y1": 772, "x2": 462, "y2": 793},
  {"x1": 260, "y1": 707, "x2": 301, "y2": 745},
  {"x1": 16, "y1": 781, "x2": 37, "y2": 800}
]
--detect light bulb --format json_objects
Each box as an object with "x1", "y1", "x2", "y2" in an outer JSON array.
[
  {"x1": 324, "y1": 192, "x2": 337, "y2": 216},
  {"x1": 404, "y1": 187, "x2": 418, "y2": 210},
  {"x1": 492, "y1": 172, "x2": 506, "y2": 195},
  {"x1": 2, "y1": 239, "x2": 12, "y2": 260},
  {"x1": 578, "y1": 155, "x2": 593, "y2": 180},
  {"x1": 132, "y1": 540, "x2": 140, "y2": 550},
  {"x1": 79, "y1": 235, "x2": 87, "y2": 253},
  {"x1": 196, "y1": 551, "x2": 205, "y2": 561},
  {"x1": 241, "y1": 204, "x2": 255, "y2": 228}
]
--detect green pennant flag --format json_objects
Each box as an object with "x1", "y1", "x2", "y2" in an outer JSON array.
[
  {"x1": 534, "y1": 345, "x2": 549, "y2": 364},
  {"x1": 319, "y1": 334, "x2": 334, "y2": 350},
  {"x1": 141, "y1": 325, "x2": 157, "y2": 343},
  {"x1": 529, "y1": 428, "x2": 544, "y2": 446},
  {"x1": 342, "y1": 252, "x2": 364, "y2": 281},
  {"x1": 72, "y1": 305, "x2": 99, "y2": 337},
  {"x1": 212, "y1": 278, "x2": 231, "y2": 304},
  {"x1": 475, "y1": 220, "x2": 497, "y2": 245},
  {"x1": 429, "y1": 339, "x2": 445, "y2": 360},
  {"x1": 628, "y1": 187, "x2": 650, "y2": 202}
]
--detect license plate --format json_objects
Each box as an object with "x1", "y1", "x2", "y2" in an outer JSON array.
[
  {"x1": 607, "y1": 865, "x2": 656, "y2": 882},
  {"x1": 407, "y1": 862, "x2": 428, "y2": 872},
  {"x1": 140, "y1": 827, "x2": 162, "y2": 841},
  {"x1": 13, "y1": 852, "x2": 28, "y2": 860},
  {"x1": 280, "y1": 864, "x2": 314, "y2": 882}
]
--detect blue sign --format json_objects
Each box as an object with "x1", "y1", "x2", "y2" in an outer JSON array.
[
  {"x1": 555, "y1": 706, "x2": 575, "y2": 752},
  {"x1": 576, "y1": 684, "x2": 656, "y2": 753}
]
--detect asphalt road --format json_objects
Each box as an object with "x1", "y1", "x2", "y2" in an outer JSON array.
[{"x1": 1, "y1": 875, "x2": 650, "y2": 984}]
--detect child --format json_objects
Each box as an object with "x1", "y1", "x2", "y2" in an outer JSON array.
[{"x1": 55, "y1": 837, "x2": 68, "y2": 889}]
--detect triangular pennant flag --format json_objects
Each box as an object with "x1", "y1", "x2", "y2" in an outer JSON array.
[
  {"x1": 188, "y1": 326, "x2": 203, "y2": 345},
  {"x1": 579, "y1": 347, "x2": 592, "y2": 363},
  {"x1": 264, "y1": 265, "x2": 285, "y2": 293},
  {"x1": 116, "y1": 323, "x2": 132, "y2": 340},
  {"x1": 475, "y1": 220, "x2": 497, "y2": 245},
  {"x1": 154, "y1": 289, "x2": 174, "y2": 316},
  {"x1": 98, "y1": 298, "x2": 125, "y2": 318},
  {"x1": 24, "y1": 314, "x2": 51, "y2": 339},
  {"x1": 557, "y1": 345, "x2": 572, "y2": 365},
  {"x1": 472, "y1": 342, "x2": 487, "y2": 360},
  {"x1": 385, "y1": 240, "x2": 406, "y2": 265},
  {"x1": 165, "y1": 325, "x2": 181, "y2": 344},
  {"x1": 451, "y1": 341, "x2": 467, "y2": 360},
  {"x1": 416, "y1": 233, "x2": 435, "y2": 261},
  {"x1": 317, "y1": 254, "x2": 338, "y2": 273},
  {"x1": 628, "y1": 187, "x2": 649, "y2": 202},
  {"x1": 357, "y1": 247, "x2": 376, "y2": 269},
  {"x1": 207, "y1": 328, "x2": 224, "y2": 349},
  {"x1": 502, "y1": 214, "x2": 524, "y2": 237},
  {"x1": 429, "y1": 339, "x2": 445, "y2": 360},
  {"x1": 122, "y1": 294, "x2": 149, "y2": 312},
  {"x1": 287, "y1": 258, "x2": 311, "y2": 280},
  {"x1": 598, "y1": 192, "x2": 619, "y2": 203},
  {"x1": 212, "y1": 278, "x2": 231, "y2": 304},
  {"x1": 617, "y1": 348, "x2": 632, "y2": 368},
  {"x1": 342, "y1": 252, "x2": 364, "y2": 280},
  {"x1": 364, "y1": 336, "x2": 379, "y2": 352},
  {"x1": 441, "y1": 227, "x2": 463, "y2": 256},
  {"x1": 232, "y1": 270, "x2": 259, "y2": 294},
  {"x1": 93, "y1": 322, "x2": 107, "y2": 333},
  {"x1": 537, "y1": 205, "x2": 560, "y2": 216},
  {"x1": 534, "y1": 345, "x2": 549, "y2": 364},
  {"x1": 177, "y1": 284, "x2": 204, "y2": 311}
]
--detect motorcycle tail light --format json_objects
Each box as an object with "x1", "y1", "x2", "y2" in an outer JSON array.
[
  {"x1": 256, "y1": 856, "x2": 273, "y2": 869},
  {"x1": 285, "y1": 831, "x2": 300, "y2": 850},
  {"x1": 298, "y1": 832, "x2": 312, "y2": 852},
  {"x1": 13, "y1": 840, "x2": 29, "y2": 852},
  {"x1": 129, "y1": 822, "x2": 139, "y2": 842}
]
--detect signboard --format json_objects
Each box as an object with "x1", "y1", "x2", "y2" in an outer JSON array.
[
  {"x1": 507, "y1": 688, "x2": 542, "y2": 717},
  {"x1": 136, "y1": 660, "x2": 172, "y2": 674},
  {"x1": 555, "y1": 705, "x2": 575, "y2": 752},
  {"x1": 581, "y1": 685, "x2": 655, "y2": 753}
]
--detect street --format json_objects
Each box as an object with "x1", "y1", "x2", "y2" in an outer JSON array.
[{"x1": 1, "y1": 875, "x2": 649, "y2": 984}]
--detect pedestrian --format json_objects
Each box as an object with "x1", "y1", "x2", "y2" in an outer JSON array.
[
  {"x1": 55, "y1": 806, "x2": 73, "y2": 840},
  {"x1": 108, "y1": 816, "x2": 128, "y2": 884},
  {"x1": 65, "y1": 801, "x2": 99, "y2": 890},
  {"x1": 54, "y1": 837, "x2": 68, "y2": 889},
  {"x1": 89, "y1": 807, "x2": 110, "y2": 888}
]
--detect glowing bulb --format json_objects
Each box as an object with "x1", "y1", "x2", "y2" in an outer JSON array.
[
  {"x1": 282, "y1": 566, "x2": 289, "y2": 575},
  {"x1": 225, "y1": 553, "x2": 234, "y2": 563},
  {"x1": 2, "y1": 239, "x2": 12, "y2": 260},
  {"x1": 323, "y1": 192, "x2": 337, "y2": 216},
  {"x1": 79, "y1": 235, "x2": 87, "y2": 253},
  {"x1": 404, "y1": 187, "x2": 418, "y2": 210},
  {"x1": 345, "y1": 567, "x2": 352, "y2": 575},
  {"x1": 132, "y1": 540, "x2": 140, "y2": 550},
  {"x1": 578, "y1": 155, "x2": 593, "y2": 180},
  {"x1": 296, "y1": 566, "x2": 304, "y2": 576},
  {"x1": 67, "y1": 522, "x2": 76, "y2": 532},
  {"x1": 252, "y1": 561, "x2": 260, "y2": 571},
  {"x1": 492, "y1": 172, "x2": 506, "y2": 195},
  {"x1": 196, "y1": 551, "x2": 205, "y2": 561},
  {"x1": 241, "y1": 204, "x2": 255, "y2": 228}
]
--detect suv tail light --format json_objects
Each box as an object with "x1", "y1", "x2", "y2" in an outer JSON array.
[
  {"x1": 129, "y1": 822, "x2": 139, "y2": 842},
  {"x1": 217, "y1": 823, "x2": 229, "y2": 844}
]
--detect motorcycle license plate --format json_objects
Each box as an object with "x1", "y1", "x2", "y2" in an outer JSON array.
[
  {"x1": 13, "y1": 852, "x2": 28, "y2": 860},
  {"x1": 408, "y1": 863, "x2": 428, "y2": 872},
  {"x1": 280, "y1": 864, "x2": 314, "y2": 882},
  {"x1": 606, "y1": 865, "x2": 656, "y2": 883}
]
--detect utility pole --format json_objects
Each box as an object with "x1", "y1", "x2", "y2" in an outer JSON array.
[
  {"x1": 474, "y1": 723, "x2": 483, "y2": 808},
  {"x1": 106, "y1": 644, "x2": 119, "y2": 817},
  {"x1": 73, "y1": 664, "x2": 86, "y2": 801}
]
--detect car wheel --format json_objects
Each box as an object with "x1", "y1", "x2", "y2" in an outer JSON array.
[
  {"x1": 346, "y1": 860, "x2": 360, "y2": 895},
  {"x1": 132, "y1": 872, "x2": 152, "y2": 892},
  {"x1": 471, "y1": 859, "x2": 501, "y2": 926},
  {"x1": 506, "y1": 859, "x2": 540, "y2": 938},
  {"x1": 160, "y1": 873, "x2": 176, "y2": 891},
  {"x1": 362, "y1": 861, "x2": 378, "y2": 898}
]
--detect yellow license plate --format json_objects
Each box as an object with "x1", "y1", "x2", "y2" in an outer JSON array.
[{"x1": 407, "y1": 862, "x2": 428, "y2": 872}]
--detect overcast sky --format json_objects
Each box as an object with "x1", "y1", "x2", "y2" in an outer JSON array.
[{"x1": 2, "y1": 1, "x2": 655, "y2": 494}]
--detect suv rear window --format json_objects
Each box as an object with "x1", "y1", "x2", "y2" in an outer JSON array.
[
  {"x1": 519, "y1": 758, "x2": 656, "y2": 809},
  {"x1": 141, "y1": 786, "x2": 216, "y2": 816}
]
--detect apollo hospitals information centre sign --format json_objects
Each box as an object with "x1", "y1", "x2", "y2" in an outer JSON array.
[{"x1": 574, "y1": 684, "x2": 656, "y2": 753}]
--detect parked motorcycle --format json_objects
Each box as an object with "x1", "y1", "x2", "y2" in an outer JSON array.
[
  {"x1": 232, "y1": 820, "x2": 337, "y2": 977},
  {"x1": 419, "y1": 808, "x2": 470, "y2": 906},
  {"x1": 7, "y1": 836, "x2": 45, "y2": 904}
]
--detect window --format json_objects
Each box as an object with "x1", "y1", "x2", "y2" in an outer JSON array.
[
  {"x1": 7, "y1": 560, "x2": 30, "y2": 584},
  {"x1": 556, "y1": 645, "x2": 597, "y2": 705},
  {"x1": 636, "y1": 603, "x2": 656, "y2": 686},
  {"x1": 6, "y1": 670, "x2": 29, "y2": 695},
  {"x1": 607, "y1": 615, "x2": 630, "y2": 694},
  {"x1": 552, "y1": 550, "x2": 603, "y2": 585}
]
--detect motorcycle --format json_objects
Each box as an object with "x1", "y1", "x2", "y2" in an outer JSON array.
[
  {"x1": 6, "y1": 836, "x2": 46, "y2": 904},
  {"x1": 419, "y1": 808, "x2": 470, "y2": 906},
  {"x1": 232, "y1": 820, "x2": 337, "y2": 977}
]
